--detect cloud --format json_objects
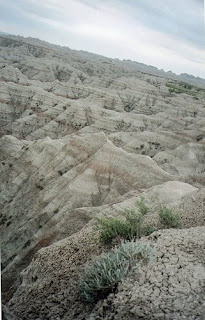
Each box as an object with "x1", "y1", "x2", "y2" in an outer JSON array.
[
  {"x1": 0, "y1": 0, "x2": 204, "y2": 77},
  {"x1": 123, "y1": 0, "x2": 205, "y2": 48}
]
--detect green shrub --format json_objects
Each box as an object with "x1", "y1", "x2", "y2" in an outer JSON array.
[
  {"x1": 95, "y1": 216, "x2": 130, "y2": 244},
  {"x1": 125, "y1": 208, "x2": 146, "y2": 240},
  {"x1": 96, "y1": 197, "x2": 151, "y2": 244},
  {"x1": 95, "y1": 199, "x2": 182, "y2": 246},
  {"x1": 168, "y1": 87, "x2": 175, "y2": 94},
  {"x1": 158, "y1": 207, "x2": 181, "y2": 228},
  {"x1": 183, "y1": 83, "x2": 193, "y2": 90},
  {"x1": 137, "y1": 196, "x2": 149, "y2": 215},
  {"x1": 143, "y1": 225, "x2": 156, "y2": 236},
  {"x1": 79, "y1": 241, "x2": 153, "y2": 302}
]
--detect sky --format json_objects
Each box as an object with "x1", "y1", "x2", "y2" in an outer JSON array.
[{"x1": 0, "y1": 0, "x2": 205, "y2": 78}]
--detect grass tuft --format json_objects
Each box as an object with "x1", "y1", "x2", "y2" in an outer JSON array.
[
  {"x1": 79, "y1": 241, "x2": 154, "y2": 302},
  {"x1": 158, "y1": 207, "x2": 181, "y2": 229}
]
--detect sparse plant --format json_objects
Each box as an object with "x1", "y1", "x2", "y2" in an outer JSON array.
[
  {"x1": 125, "y1": 197, "x2": 149, "y2": 239},
  {"x1": 95, "y1": 216, "x2": 129, "y2": 244},
  {"x1": 158, "y1": 207, "x2": 181, "y2": 229},
  {"x1": 79, "y1": 241, "x2": 154, "y2": 302},
  {"x1": 137, "y1": 196, "x2": 149, "y2": 215},
  {"x1": 166, "y1": 81, "x2": 204, "y2": 99},
  {"x1": 95, "y1": 197, "x2": 153, "y2": 244},
  {"x1": 168, "y1": 87, "x2": 175, "y2": 94},
  {"x1": 143, "y1": 225, "x2": 156, "y2": 236}
]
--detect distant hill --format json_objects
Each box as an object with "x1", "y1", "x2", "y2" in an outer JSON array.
[
  {"x1": 120, "y1": 60, "x2": 205, "y2": 88},
  {"x1": 1, "y1": 32, "x2": 205, "y2": 88}
]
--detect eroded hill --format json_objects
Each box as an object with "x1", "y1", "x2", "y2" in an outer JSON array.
[{"x1": 0, "y1": 35, "x2": 205, "y2": 320}]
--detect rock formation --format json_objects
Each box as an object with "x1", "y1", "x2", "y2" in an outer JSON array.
[{"x1": 0, "y1": 34, "x2": 205, "y2": 319}]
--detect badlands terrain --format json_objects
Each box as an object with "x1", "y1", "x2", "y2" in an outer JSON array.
[{"x1": 0, "y1": 34, "x2": 205, "y2": 319}]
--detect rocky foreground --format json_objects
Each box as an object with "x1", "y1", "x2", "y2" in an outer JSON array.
[{"x1": 0, "y1": 35, "x2": 205, "y2": 319}]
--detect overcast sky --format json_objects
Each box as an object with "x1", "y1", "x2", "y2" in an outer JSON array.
[{"x1": 0, "y1": 0, "x2": 205, "y2": 77}]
